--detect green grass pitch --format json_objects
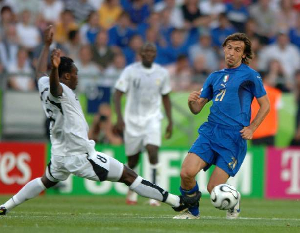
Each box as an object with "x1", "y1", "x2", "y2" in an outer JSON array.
[{"x1": 0, "y1": 196, "x2": 300, "y2": 233}]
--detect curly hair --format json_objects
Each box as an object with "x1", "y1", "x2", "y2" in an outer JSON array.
[
  {"x1": 58, "y1": 56, "x2": 74, "y2": 78},
  {"x1": 222, "y1": 33, "x2": 253, "y2": 65}
]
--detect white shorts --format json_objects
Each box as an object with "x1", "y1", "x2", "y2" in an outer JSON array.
[
  {"x1": 45, "y1": 151, "x2": 124, "y2": 182},
  {"x1": 124, "y1": 120, "x2": 161, "y2": 156}
]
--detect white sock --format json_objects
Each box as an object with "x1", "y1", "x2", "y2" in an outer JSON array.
[
  {"x1": 3, "y1": 178, "x2": 46, "y2": 210},
  {"x1": 130, "y1": 176, "x2": 180, "y2": 207}
]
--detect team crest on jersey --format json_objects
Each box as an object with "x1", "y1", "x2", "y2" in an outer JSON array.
[{"x1": 223, "y1": 74, "x2": 229, "y2": 82}]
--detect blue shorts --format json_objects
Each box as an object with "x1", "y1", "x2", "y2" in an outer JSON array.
[{"x1": 189, "y1": 122, "x2": 247, "y2": 177}]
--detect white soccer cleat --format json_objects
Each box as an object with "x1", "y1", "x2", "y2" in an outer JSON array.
[
  {"x1": 149, "y1": 199, "x2": 161, "y2": 207},
  {"x1": 126, "y1": 189, "x2": 138, "y2": 205},
  {"x1": 226, "y1": 191, "x2": 241, "y2": 219},
  {"x1": 173, "y1": 210, "x2": 199, "y2": 219}
]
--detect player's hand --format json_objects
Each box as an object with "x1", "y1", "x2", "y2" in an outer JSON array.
[
  {"x1": 51, "y1": 49, "x2": 61, "y2": 68},
  {"x1": 165, "y1": 122, "x2": 173, "y2": 139},
  {"x1": 240, "y1": 127, "x2": 254, "y2": 140},
  {"x1": 188, "y1": 91, "x2": 201, "y2": 103},
  {"x1": 44, "y1": 25, "x2": 53, "y2": 46}
]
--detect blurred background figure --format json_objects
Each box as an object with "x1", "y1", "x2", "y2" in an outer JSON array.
[
  {"x1": 89, "y1": 103, "x2": 123, "y2": 145},
  {"x1": 251, "y1": 72, "x2": 282, "y2": 146},
  {"x1": 290, "y1": 70, "x2": 300, "y2": 146},
  {"x1": 7, "y1": 47, "x2": 35, "y2": 91}
]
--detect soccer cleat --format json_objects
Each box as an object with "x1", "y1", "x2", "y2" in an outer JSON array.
[
  {"x1": 0, "y1": 206, "x2": 7, "y2": 216},
  {"x1": 172, "y1": 191, "x2": 202, "y2": 212},
  {"x1": 149, "y1": 199, "x2": 161, "y2": 206},
  {"x1": 173, "y1": 210, "x2": 200, "y2": 219},
  {"x1": 226, "y1": 191, "x2": 241, "y2": 219},
  {"x1": 126, "y1": 189, "x2": 138, "y2": 205}
]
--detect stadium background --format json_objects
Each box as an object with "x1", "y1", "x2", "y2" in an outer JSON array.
[{"x1": 0, "y1": 0, "x2": 300, "y2": 215}]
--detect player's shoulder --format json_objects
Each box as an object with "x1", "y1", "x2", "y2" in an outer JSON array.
[
  {"x1": 241, "y1": 64, "x2": 262, "y2": 79},
  {"x1": 37, "y1": 76, "x2": 49, "y2": 90},
  {"x1": 153, "y1": 63, "x2": 169, "y2": 74}
]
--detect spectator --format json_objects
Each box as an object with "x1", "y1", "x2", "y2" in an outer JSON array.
[
  {"x1": 65, "y1": 0, "x2": 95, "y2": 24},
  {"x1": 191, "y1": 54, "x2": 210, "y2": 89},
  {"x1": 64, "y1": 30, "x2": 81, "y2": 61},
  {"x1": 75, "y1": 44, "x2": 102, "y2": 92},
  {"x1": 0, "y1": 5, "x2": 15, "y2": 37},
  {"x1": 258, "y1": 31, "x2": 300, "y2": 88},
  {"x1": 156, "y1": 28, "x2": 189, "y2": 65},
  {"x1": 210, "y1": 13, "x2": 236, "y2": 48},
  {"x1": 91, "y1": 30, "x2": 115, "y2": 70},
  {"x1": 225, "y1": 0, "x2": 249, "y2": 32},
  {"x1": 181, "y1": 0, "x2": 211, "y2": 30},
  {"x1": 121, "y1": 0, "x2": 151, "y2": 24},
  {"x1": 188, "y1": 31, "x2": 219, "y2": 72},
  {"x1": 7, "y1": 47, "x2": 35, "y2": 91},
  {"x1": 37, "y1": 0, "x2": 64, "y2": 25},
  {"x1": 89, "y1": 103, "x2": 123, "y2": 145},
  {"x1": 54, "y1": 10, "x2": 78, "y2": 43},
  {"x1": 16, "y1": 10, "x2": 41, "y2": 54},
  {"x1": 104, "y1": 52, "x2": 126, "y2": 86},
  {"x1": 154, "y1": 0, "x2": 184, "y2": 29},
  {"x1": 289, "y1": 12, "x2": 300, "y2": 50},
  {"x1": 249, "y1": 0, "x2": 277, "y2": 43},
  {"x1": 108, "y1": 11, "x2": 136, "y2": 48},
  {"x1": 79, "y1": 11, "x2": 101, "y2": 44},
  {"x1": 98, "y1": 0, "x2": 122, "y2": 30},
  {"x1": 199, "y1": 0, "x2": 225, "y2": 28},
  {"x1": 290, "y1": 70, "x2": 300, "y2": 146},
  {"x1": 275, "y1": 0, "x2": 297, "y2": 33},
  {"x1": 167, "y1": 54, "x2": 192, "y2": 92},
  {"x1": 0, "y1": 23, "x2": 19, "y2": 71},
  {"x1": 251, "y1": 72, "x2": 282, "y2": 146},
  {"x1": 122, "y1": 34, "x2": 143, "y2": 65}
]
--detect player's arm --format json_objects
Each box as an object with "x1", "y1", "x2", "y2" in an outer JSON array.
[
  {"x1": 162, "y1": 93, "x2": 173, "y2": 139},
  {"x1": 240, "y1": 95, "x2": 270, "y2": 140},
  {"x1": 49, "y1": 49, "x2": 63, "y2": 97},
  {"x1": 35, "y1": 25, "x2": 53, "y2": 80},
  {"x1": 188, "y1": 90, "x2": 209, "y2": 115},
  {"x1": 113, "y1": 89, "x2": 125, "y2": 133}
]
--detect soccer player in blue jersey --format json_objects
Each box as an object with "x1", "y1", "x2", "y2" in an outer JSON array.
[{"x1": 173, "y1": 33, "x2": 270, "y2": 219}]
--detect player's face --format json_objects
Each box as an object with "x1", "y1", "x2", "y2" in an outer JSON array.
[
  {"x1": 69, "y1": 65, "x2": 78, "y2": 90},
  {"x1": 223, "y1": 40, "x2": 246, "y2": 69},
  {"x1": 141, "y1": 45, "x2": 156, "y2": 67}
]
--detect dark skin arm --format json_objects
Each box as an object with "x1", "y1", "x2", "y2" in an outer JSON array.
[
  {"x1": 113, "y1": 89, "x2": 125, "y2": 133},
  {"x1": 162, "y1": 94, "x2": 173, "y2": 139},
  {"x1": 35, "y1": 25, "x2": 53, "y2": 80},
  {"x1": 240, "y1": 95, "x2": 270, "y2": 140},
  {"x1": 188, "y1": 90, "x2": 209, "y2": 115},
  {"x1": 49, "y1": 49, "x2": 63, "y2": 97}
]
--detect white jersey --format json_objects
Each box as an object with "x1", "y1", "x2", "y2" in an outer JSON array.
[
  {"x1": 114, "y1": 62, "x2": 171, "y2": 135},
  {"x1": 38, "y1": 76, "x2": 95, "y2": 157}
]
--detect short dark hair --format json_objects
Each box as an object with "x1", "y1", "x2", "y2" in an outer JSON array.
[
  {"x1": 222, "y1": 33, "x2": 253, "y2": 65},
  {"x1": 58, "y1": 57, "x2": 74, "y2": 78}
]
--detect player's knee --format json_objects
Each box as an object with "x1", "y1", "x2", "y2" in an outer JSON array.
[
  {"x1": 180, "y1": 169, "x2": 195, "y2": 182},
  {"x1": 119, "y1": 165, "x2": 138, "y2": 186}
]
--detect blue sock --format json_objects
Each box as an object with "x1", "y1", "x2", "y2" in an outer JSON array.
[{"x1": 180, "y1": 183, "x2": 200, "y2": 216}]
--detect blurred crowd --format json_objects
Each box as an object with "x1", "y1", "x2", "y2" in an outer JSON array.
[{"x1": 0, "y1": 0, "x2": 300, "y2": 93}]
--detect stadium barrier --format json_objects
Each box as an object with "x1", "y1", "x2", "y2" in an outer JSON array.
[{"x1": 1, "y1": 142, "x2": 299, "y2": 199}]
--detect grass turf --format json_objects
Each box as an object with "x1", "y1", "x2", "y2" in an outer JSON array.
[{"x1": 0, "y1": 196, "x2": 300, "y2": 233}]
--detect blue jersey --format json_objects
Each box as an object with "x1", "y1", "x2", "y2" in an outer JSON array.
[{"x1": 200, "y1": 63, "x2": 266, "y2": 128}]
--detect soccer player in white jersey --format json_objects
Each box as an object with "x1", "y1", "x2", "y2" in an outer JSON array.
[
  {"x1": 0, "y1": 26, "x2": 200, "y2": 216},
  {"x1": 114, "y1": 42, "x2": 173, "y2": 206}
]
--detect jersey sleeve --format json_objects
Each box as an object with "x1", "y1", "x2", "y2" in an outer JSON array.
[
  {"x1": 250, "y1": 72, "x2": 267, "y2": 98},
  {"x1": 161, "y1": 69, "x2": 172, "y2": 95},
  {"x1": 114, "y1": 66, "x2": 131, "y2": 93},
  {"x1": 200, "y1": 74, "x2": 213, "y2": 100}
]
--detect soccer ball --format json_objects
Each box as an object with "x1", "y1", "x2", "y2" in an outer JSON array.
[{"x1": 210, "y1": 184, "x2": 239, "y2": 210}]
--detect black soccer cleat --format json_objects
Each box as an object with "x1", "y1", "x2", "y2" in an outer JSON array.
[
  {"x1": 0, "y1": 206, "x2": 7, "y2": 216},
  {"x1": 172, "y1": 191, "x2": 202, "y2": 212}
]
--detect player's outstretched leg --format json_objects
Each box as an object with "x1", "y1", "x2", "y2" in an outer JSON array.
[
  {"x1": 173, "y1": 182, "x2": 201, "y2": 219},
  {"x1": 226, "y1": 191, "x2": 241, "y2": 219}
]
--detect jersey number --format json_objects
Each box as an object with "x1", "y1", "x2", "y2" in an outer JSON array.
[
  {"x1": 97, "y1": 154, "x2": 107, "y2": 163},
  {"x1": 215, "y1": 89, "x2": 226, "y2": 101}
]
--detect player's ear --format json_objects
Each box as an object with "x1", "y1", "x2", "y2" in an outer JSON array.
[{"x1": 64, "y1": 73, "x2": 71, "y2": 80}]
